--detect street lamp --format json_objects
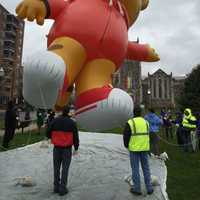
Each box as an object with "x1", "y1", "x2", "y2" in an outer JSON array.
[
  {"x1": 147, "y1": 88, "x2": 151, "y2": 108},
  {"x1": 0, "y1": 67, "x2": 4, "y2": 77},
  {"x1": 0, "y1": 66, "x2": 5, "y2": 107}
]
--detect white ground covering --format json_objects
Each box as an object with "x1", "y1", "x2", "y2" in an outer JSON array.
[{"x1": 0, "y1": 132, "x2": 168, "y2": 200}]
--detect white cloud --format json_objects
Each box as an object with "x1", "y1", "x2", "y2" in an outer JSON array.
[{"x1": 1, "y1": 0, "x2": 200, "y2": 76}]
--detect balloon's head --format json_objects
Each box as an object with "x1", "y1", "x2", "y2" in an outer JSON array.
[{"x1": 120, "y1": 0, "x2": 149, "y2": 26}]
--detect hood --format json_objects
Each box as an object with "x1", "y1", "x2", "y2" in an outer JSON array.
[{"x1": 184, "y1": 108, "x2": 192, "y2": 119}]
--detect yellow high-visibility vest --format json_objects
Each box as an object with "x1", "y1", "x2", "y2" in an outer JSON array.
[
  {"x1": 182, "y1": 116, "x2": 196, "y2": 129},
  {"x1": 128, "y1": 117, "x2": 150, "y2": 152}
]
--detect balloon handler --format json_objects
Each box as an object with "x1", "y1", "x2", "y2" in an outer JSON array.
[
  {"x1": 16, "y1": 0, "x2": 159, "y2": 130},
  {"x1": 46, "y1": 106, "x2": 79, "y2": 196}
]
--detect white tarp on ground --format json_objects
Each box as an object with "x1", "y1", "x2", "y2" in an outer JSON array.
[{"x1": 0, "y1": 132, "x2": 168, "y2": 200}]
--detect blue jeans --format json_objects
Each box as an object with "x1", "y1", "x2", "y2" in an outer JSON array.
[{"x1": 130, "y1": 151, "x2": 153, "y2": 193}]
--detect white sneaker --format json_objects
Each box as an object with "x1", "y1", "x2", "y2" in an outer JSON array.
[
  {"x1": 23, "y1": 51, "x2": 66, "y2": 109},
  {"x1": 75, "y1": 87, "x2": 134, "y2": 131}
]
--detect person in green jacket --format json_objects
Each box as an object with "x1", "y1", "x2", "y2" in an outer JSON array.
[{"x1": 182, "y1": 108, "x2": 197, "y2": 152}]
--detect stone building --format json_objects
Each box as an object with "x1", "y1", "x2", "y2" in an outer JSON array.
[
  {"x1": 173, "y1": 76, "x2": 185, "y2": 105},
  {"x1": 112, "y1": 59, "x2": 142, "y2": 107},
  {"x1": 113, "y1": 60, "x2": 185, "y2": 110},
  {"x1": 142, "y1": 69, "x2": 185, "y2": 110},
  {"x1": 0, "y1": 4, "x2": 24, "y2": 108}
]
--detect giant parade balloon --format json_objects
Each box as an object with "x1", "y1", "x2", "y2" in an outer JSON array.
[{"x1": 16, "y1": 0, "x2": 159, "y2": 131}]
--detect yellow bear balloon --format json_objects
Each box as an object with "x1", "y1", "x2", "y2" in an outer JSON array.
[{"x1": 16, "y1": 0, "x2": 159, "y2": 130}]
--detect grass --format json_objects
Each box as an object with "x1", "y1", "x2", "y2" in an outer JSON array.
[
  {"x1": 159, "y1": 131, "x2": 200, "y2": 200},
  {"x1": 86, "y1": 126, "x2": 200, "y2": 200},
  {"x1": 0, "y1": 128, "x2": 46, "y2": 151},
  {"x1": 0, "y1": 126, "x2": 200, "y2": 199},
  {"x1": 0, "y1": 119, "x2": 4, "y2": 130}
]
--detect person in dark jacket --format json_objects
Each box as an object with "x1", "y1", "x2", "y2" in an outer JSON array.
[
  {"x1": 172, "y1": 111, "x2": 183, "y2": 146},
  {"x1": 46, "y1": 110, "x2": 55, "y2": 128},
  {"x1": 36, "y1": 109, "x2": 45, "y2": 134},
  {"x1": 46, "y1": 106, "x2": 79, "y2": 196},
  {"x1": 2, "y1": 100, "x2": 17, "y2": 149},
  {"x1": 195, "y1": 112, "x2": 200, "y2": 150},
  {"x1": 163, "y1": 111, "x2": 173, "y2": 140}
]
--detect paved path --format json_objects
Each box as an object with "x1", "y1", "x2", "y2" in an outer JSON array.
[{"x1": 0, "y1": 132, "x2": 168, "y2": 200}]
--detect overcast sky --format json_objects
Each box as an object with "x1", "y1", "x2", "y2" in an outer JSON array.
[{"x1": 1, "y1": 0, "x2": 200, "y2": 76}]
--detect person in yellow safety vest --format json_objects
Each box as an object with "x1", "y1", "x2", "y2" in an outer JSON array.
[
  {"x1": 123, "y1": 106, "x2": 153, "y2": 196},
  {"x1": 182, "y1": 108, "x2": 197, "y2": 152}
]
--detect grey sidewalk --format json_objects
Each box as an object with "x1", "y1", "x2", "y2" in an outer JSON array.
[{"x1": 0, "y1": 132, "x2": 168, "y2": 200}]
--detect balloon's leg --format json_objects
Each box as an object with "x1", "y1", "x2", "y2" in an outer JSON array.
[
  {"x1": 54, "y1": 88, "x2": 73, "y2": 111},
  {"x1": 49, "y1": 37, "x2": 86, "y2": 110},
  {"x1": 74, "y1": 59, "x2": 134, "y2": 131},
  {"x1": 23, "y1": 37, "x2": 86, "y2": 109}
]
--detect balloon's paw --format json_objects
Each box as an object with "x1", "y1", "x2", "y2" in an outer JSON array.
[
  {"x1": 23, "y1": 51, "x2": 66, "y2": 109},
  {"x1": 75, "y1": 87, "x2": 133, "y2": 130},
  {"x1": 146, "y1": 45, "x2": 160, "y2": 62}
]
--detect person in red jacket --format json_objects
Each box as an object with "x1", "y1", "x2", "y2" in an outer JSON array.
[{"x1": 46, "y1": 106, "x2": 79, "y2": 196}]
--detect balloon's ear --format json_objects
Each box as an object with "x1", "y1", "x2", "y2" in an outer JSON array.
[{"x1": 141, "y1": 0, "x2": 149, "y2": 10}]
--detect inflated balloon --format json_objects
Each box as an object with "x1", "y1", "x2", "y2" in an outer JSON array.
[{"x1": 16, "y1": 0, "x2": 159, "y2": 130}]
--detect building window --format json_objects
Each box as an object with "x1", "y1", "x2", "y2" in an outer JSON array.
[
  {"x1": 164, "y1": 79, "x2": 168, "y2": 99},
  {"x1": 127, "y1": 76, "x2": 132, "y2": 89},
  {"x1": 0, "y1": 40, "x2": 3, "y2": 47},
  {"x1": 6, "y1": 14, "x2": 12, "y2": 21},
  {"x1": 0, "y1": 96, "x2": 9, "y2": 105},
  {"x1": 5, "y1": 87, "x2": 10, "y2": 92},
  {"x1": 5, "y1": 32, "x2": 16, "y2": 40},
  {"x1": 169, "y1": 80, "x2": 171, "y2": 98},
  {"x1": 4, "y1": 40, "x2": 15, "y2": 49},
  {"x1": 3, "y1": 50, "x2": 9, "y2": 57},
  {"x1": 159, "y1": 79, "x2": 162, "y2": 99},
  {"x1": 6, "y1": 24, "x2": 12, "y2": 31},
  {"x1": 132, "y1": 79, "x2": 136, "y2": 89},
  {"x1": 153, "y1": 79, "x2": 157, "y2": 98},
  {"x1": 112, "y1": 73, "x2": 120, "y2": 87}
]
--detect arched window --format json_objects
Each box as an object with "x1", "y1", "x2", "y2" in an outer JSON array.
[
  {"x1": 164, "y1": 79, "x2": 168, "y2": 99},
  {"x1": 154, "y1": 78, "x2": 157, "y2": 98},
  {"x1": 159, "y1": 79, "x2": 162, "y2": 99}
]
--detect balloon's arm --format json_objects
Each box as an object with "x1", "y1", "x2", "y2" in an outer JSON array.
[
  {"x1": 45, "y1": 0, "x2": 70, "y2": 19},
  {"x1": 16, "y1": 0, "x2": 47, "y2": 25},
  {"x1": 15, "y1": 0, "x2": 69, "y2": 25},
  {"x1": 126, "y1": 42, "x2": 160, "y2": 62}
]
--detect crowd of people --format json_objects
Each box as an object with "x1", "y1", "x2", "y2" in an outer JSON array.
[
  {"x1": 122, "y1": 106, "x2": 200, "y2": 196},
  {"x1": 161, "y1": 108, "x2": 199, "y2": 153},
  {"x1": 141, "y1": 107, "x2": 200, "y2": 155},
  {"x1": 1, "y1": 101, "x2": 56, "y2": 148}
]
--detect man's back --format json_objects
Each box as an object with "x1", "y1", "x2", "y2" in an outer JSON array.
[
  {"x1": 50, "y1": 116, "x2": 76, "y2": 131},
  {"x1": 47, "y1": 115, "x2": 79, "y2": 150},
  {"x1": 144, "y1": 113, "x2": 162, "y2": 133}
]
